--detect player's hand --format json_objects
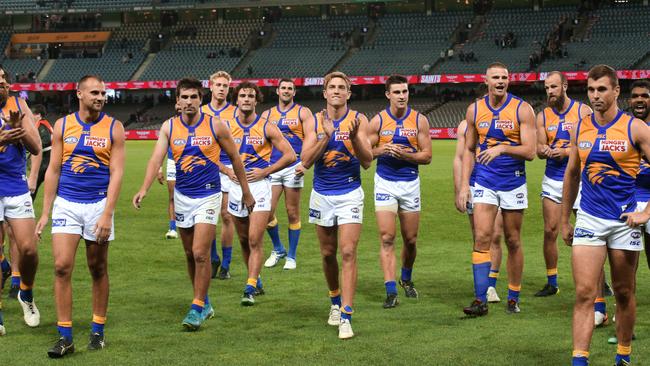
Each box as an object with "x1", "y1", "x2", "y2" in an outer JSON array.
[
  {"x1": 294, "y1": 163, "x2": 305, "y2": 177},
  {"x1": 2, "y1": 109, "x2": 24, "y2": 129},
  {"x1": 242, "y1": 190, "x2": 256, "y2": 213},
  {"x1": 620, "y1": 211, "x2": 650, "y2": 228},
  {"x1": 477, "y1": 145, "x2": 505, "y2": 165},
  {"x1": 156, "y1": 167, "x2": 164, "y2": 185},
  {"x1": 225, "y1": 167, "x2": 238, "y2": 183},
  {"x1": 35, "y1": 215, "x2": 48, "y2": 239},
  {"x1": 28, "y1": 176, "x2": 37, "y2": 193},
  {"x1": 349, "y1": 116, "x2": 361, "y2": 140},
  {"x1": 0, "y1": 127, "x2": 26, "y2": 145},
  {"x1": 539, "y1": 145, "x2": 551, "y2": 159},
  {"x1": 93, "y1": 213, "x2": 112, "y2": 244},
  {"x1": 548, "y1": 148, "x2": 564, "y2": 160},
  {"x1": 320, "y1": 110, "x2": 335, "y2": 137},
  {"x1": 561, "y1": 222, "x2": 574, "y2": 246},
  {"x1": 455, "y1": 185, "x2": 471, "y2": 213},
  {"x1": 246, "y1": 168, "x2": 267, "y2": 182},
  {"x1": 132, "y1": 190, "x2": 147, "y2": 209}
]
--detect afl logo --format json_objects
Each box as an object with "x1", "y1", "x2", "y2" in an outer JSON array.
[
  {"x1": 380, "y1": 130, "x2": 394, "y2": 136},
  {"x1": 478, "y1": 122, "x2": 490, "y2": 129},
  {"x1": 173, "y1": 139, "x2": 186, "y2": 146},
  {"x1": 64, "y1": 136, "x2": 79, "y2": 144},
  {"x1": 578, "y1": 141, "x2": 592, "y2": 149},
  {"x1": 234, "y1": 138, "x2": 242, "y2": 144},
  {"x1": 547, "y1": 125, "x2": 558, "y2": 132},
  {"x1": 632, "y1": 232, "x2": 641, "y2": 239}
]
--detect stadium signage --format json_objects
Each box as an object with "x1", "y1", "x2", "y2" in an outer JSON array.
[{"x1": 11, "y1": 31, "x2": 111, "y2": 44}]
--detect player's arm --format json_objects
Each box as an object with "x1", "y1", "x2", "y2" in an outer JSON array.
[
  {"x1": 456, "y1": 105, "x2": 477, "y2": 213},
  {"x1": 560, "y1": 121, "x2": 580, "y2": 245},
  {"x1": 394, "y1": 113, "x2": 432, "y2": 165},
  {"x1": 368, "y1": 113, "x2": 384, "y2": 158},
  {"x1": 621, "y1": 119, "x2": 650, "y2": 226},
  {"x1": 536, "y1": 112, "x2": 550, "y2": 159},
  {"x1": 453, "y1": 120, "x2": 467, "y2": 198},
  {"x1": 300, "y1": 112, "x2": 330, "y2": 169},
  {"x1": 133, "y1": 120, "x2": 171, "y2": 208},
  {"x1": 28, "y1": 148, "x2": 43, "y2": 193},
  {"x1": 95, "y1": 120, "x2": 125, "y2": 243},
  {"x1": 350, "y1": 113, "x2": 373, "y2": 169},
  {"x1": 35, "y1": 118, "x2": 64, "y2": 236},
  {"x1": 477, "y1": 102, "x2": 536, "y2": 164},
  {"x1": 262, "y1": 122, "x2": 296, "y2": 176},
  {"x1": 214, "y1": 118, "x2": 254, "y2": 211},
  {"x1": 16, "y1": 98, "x2": 41, "y2": 155}
]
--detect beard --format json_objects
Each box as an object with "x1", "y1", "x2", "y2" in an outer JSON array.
[{"x1": 548, "y1": 93, "x2": 566, "y2": 111}]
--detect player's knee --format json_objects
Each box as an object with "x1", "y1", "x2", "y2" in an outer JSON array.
[
  {"x1": 287, "y1": 210, "x2": 300, "y2": 224},
  {"x1": 54, "y1": 261, "x2": 73, "y2": 279},
  {"x1": 88, "y1": 261, "x2": 107, "y2": 280},
  {"x1": 340, "y1": 246, "x2": 357, "y2": 263},
  {"x1": 474, "y1": 230, "x2": 492, "y2": 248},
  {"x1": 403, "y1": 235, "x2": 417, "y2": 248},
  {"x1": 193, "y1": 250, "x2": 209, "y2": 264},
  {"x1": 574, "y1": 283, "x2": 597, "y2": 304},
  {"x1": 380, "y1": 232, "x2": 395, "y2": 247},
  {"x1": 320, "y1": 246, "x2": 337, "y2": 258},
  {"x1": 543, "y1": 224, "x2": 559, "y2": 238},
  {"x1": 20, "y1": 244, "x2": 38, "y2": 259},
  {"x1": 504, "y1": 233, "x2": 521, "y2": 251},
  {"x1": 612, "y1": 283, "x2": 634, "y2": 303}
]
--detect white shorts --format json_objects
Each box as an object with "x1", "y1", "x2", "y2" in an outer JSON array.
[
  {"x1": 467, "y1": 185, "x2": 475, "y2": 215},
  {"x1": 541, "y1": 176, "x2": 582, "y2": 210},
  {"x1": 166, "y1": 158, "x2": 176, "y2": 181},
  {"x1": 227, "y1": 179, "x2": 272, "y2": 218},
  {"x1": 374, "y1": 174, "x2": 420, "y2": 212},
  {"x1": 270, "y1": 163, "x2": 304, "y2": 188},
  {"x1": 472, "y1": 182, "x2": 528, "y2": 210},
  {"x1": 636, "y1": 201, "x2": 650, "y2": 235},
  {"x1": 0, "y1": 192, "x2": 35, "y2": 221},
  {"x1": 220, "y1": 164, "x2": 232, "y2": 193},
  {"x1": 572, "y1": 210, "x2": 643, "y2": 251},
  {"x1": 174, "y1": 190, "x2": 221, "y2": 228},
  {"x1": 51, "y1": 196, "x2": 114, "y2": 241},
  {"x1": 309, "y1": 187, "x2": 364, "y2": 227}
]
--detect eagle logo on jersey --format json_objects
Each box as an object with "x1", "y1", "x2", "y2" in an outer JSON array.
[
  {"x1": 240, "y1": 152, "x2": 261, "y2": 166},
  {"x1": 0, "y1": 146, "x2": 6, "y2": 153},
  {"x1": 323, "y1": 150, "x2": 350, "y2": 167},
  {"x1": 180, "y1": 155, "x2": 207, "y2": 173},
  {"x1": 586, "y1": 162, "x2": 621, "y2": 185},
  {"x1": 70, "y1": 155, "x2": 100, "y2": 174}
]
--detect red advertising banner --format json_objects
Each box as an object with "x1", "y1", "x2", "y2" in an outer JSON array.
[
  {"x1": 125, "y1": 129, "x2": 159, "y2": 140},
  {"x1": 429, "y1": 128, "x2": 458, "y2": 139},
  {"x1": 10, "y1": 70, "x2": 650, "y2": 92}
]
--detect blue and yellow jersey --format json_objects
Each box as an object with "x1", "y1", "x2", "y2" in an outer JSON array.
[
  {"x1": 167, "y1": 147, "x2": 173, "y2": 160},
  {"x1": 201, "y1": 102, "x2": 237, "y2": 166},
  {"x1": 230, "y1": 113, "x2": 272, "y2": 172},
  {"x1": 58, "y1": 112, "x2": 115, "y2": 203},
  {"x1": 542, "y1": 99, "x2": 582, "y2": 181},
  {"x1": 577, "y1": 110, "x2": 640, "y2": 220},
  {"x1": 636, "y1": 120, "x2": 650, "y2": 201},
  {"x1": 168, "y1": 113, "x2": 221, "y2": 198},
  {"x1": 268, "y1": 103, "x2": 304, "y2": 166},
  {"x1": 313, "y1": 108, "x2": 362, "y2": 195},
  {"x1": 0, "y1": 96, "x2": 28, "y2": 197},
  {"x1": 474, "y1": 93, "x2": 526, "y2": 191},
  {"x1": 375, "y1": 106, "x2": 421, "y2": 182}
]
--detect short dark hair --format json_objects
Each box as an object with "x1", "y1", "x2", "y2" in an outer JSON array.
[
  {"x1": 31, "y1": 104, "x2": 46, "y2": 116},
  {"x1": 385, "y1": 74, "x2": 408, "y2": 92},
  {"x1": 630, "y1": 79, "x2": 650, "y2": 93},
  {"x1": 546, "y1": 71, "x2": 567, "y2": 85},
  {"x1": 78, "y1": 75, "x2": 104, "y2": 89},
  {"x1": 233, "y1": 81, "x2": 263, "y2": 103},
  {"x1": 587, "y1": 64, "x2": 618, "y2": 88},
  {"x1": 176, "y1": 78, "x2": 204, "y2": 98},
  {"x1": 277, "y1": 78, "x2": 295, "y2": 87},
  {"x1": 486, "y1": 62, "x2": 508, "y2": 73}
]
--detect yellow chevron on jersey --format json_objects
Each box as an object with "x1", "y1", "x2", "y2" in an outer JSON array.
[{"x1": 230, "y1": 113, "x2": 272, "y2": 171}]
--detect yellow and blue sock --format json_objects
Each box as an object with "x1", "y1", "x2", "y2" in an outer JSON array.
[
  {"x1": 57, "y1": 321, "x2": 73, "y2": 342},
  {"x1": 169, "y1": 220, "x2": 176, "y2": 231},
  {"x1": 91, "y1": 314, "x2": 105, "y2": 336},
  {"x1": 488, "y1": 269, "x2": 499, "y2": 288},
  {"x1": 11, "y1": 272, "x2": 20, "y2": 287},
  {"x1": 401, "y1": 267, "x2": 412, "y2": 282},
  {"x1": 616, "y1": 344, "x2": 631, "y2": 364},
  {"x1": 19, "y1": 282, "x2": 33, "y2": 302},
  {"x1": 221, "y1": 246, "x2": 232, "y2": 270},
  {"x1": 341, "y1": 305, "x2": 353, "y2": 322},
  {"x1": 572, "y1": 350, "x2": 589, "y2": 366},
  {"x1": 547, "y1": 268, "x2": 558, "y2": 287},
  {"x1": 287, "y1": 222, "x2": 301, "y2": 259},
  {"x1": 385, "y1": 280, "x2": 397, "y2": 296},
  {"x1": 266, "y1": 217, "x2": 286, "y2": 254},
  {"x1": 594, "y1": 298, "x2": 606, "y2": 314},
  {"x1": 0, "y1": 253, "x2": 10, "y2": 272},
  {"x1": 508, "y1": 284, "x2": 521, "y2": 303},
  {"x1": 245, "y1": 278, "x2": 257, "y2": 295},
  {"x1": 190, "y1": 299, "x2": 205, "y2": 313},
  {"x1": 329, "y1": 289, "x2": 341, "y2": 307},
  {"x1": 210, "y1": 240, "x2": 220, "y2": 263},
  {"x1": 472, "y1": 250, "x2": 491, "y2": 303}
]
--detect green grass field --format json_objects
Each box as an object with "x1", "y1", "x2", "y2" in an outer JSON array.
[{"x1": 1, "y1": 140, "x2": 649, "y2": 365}]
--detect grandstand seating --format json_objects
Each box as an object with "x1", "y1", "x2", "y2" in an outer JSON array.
[
  {"x1": 234, "y1": 16, "x2": 367, "y2": 78},
  {"x1": 339, "y1": 12, "x2": 472, "y2": 76}
]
